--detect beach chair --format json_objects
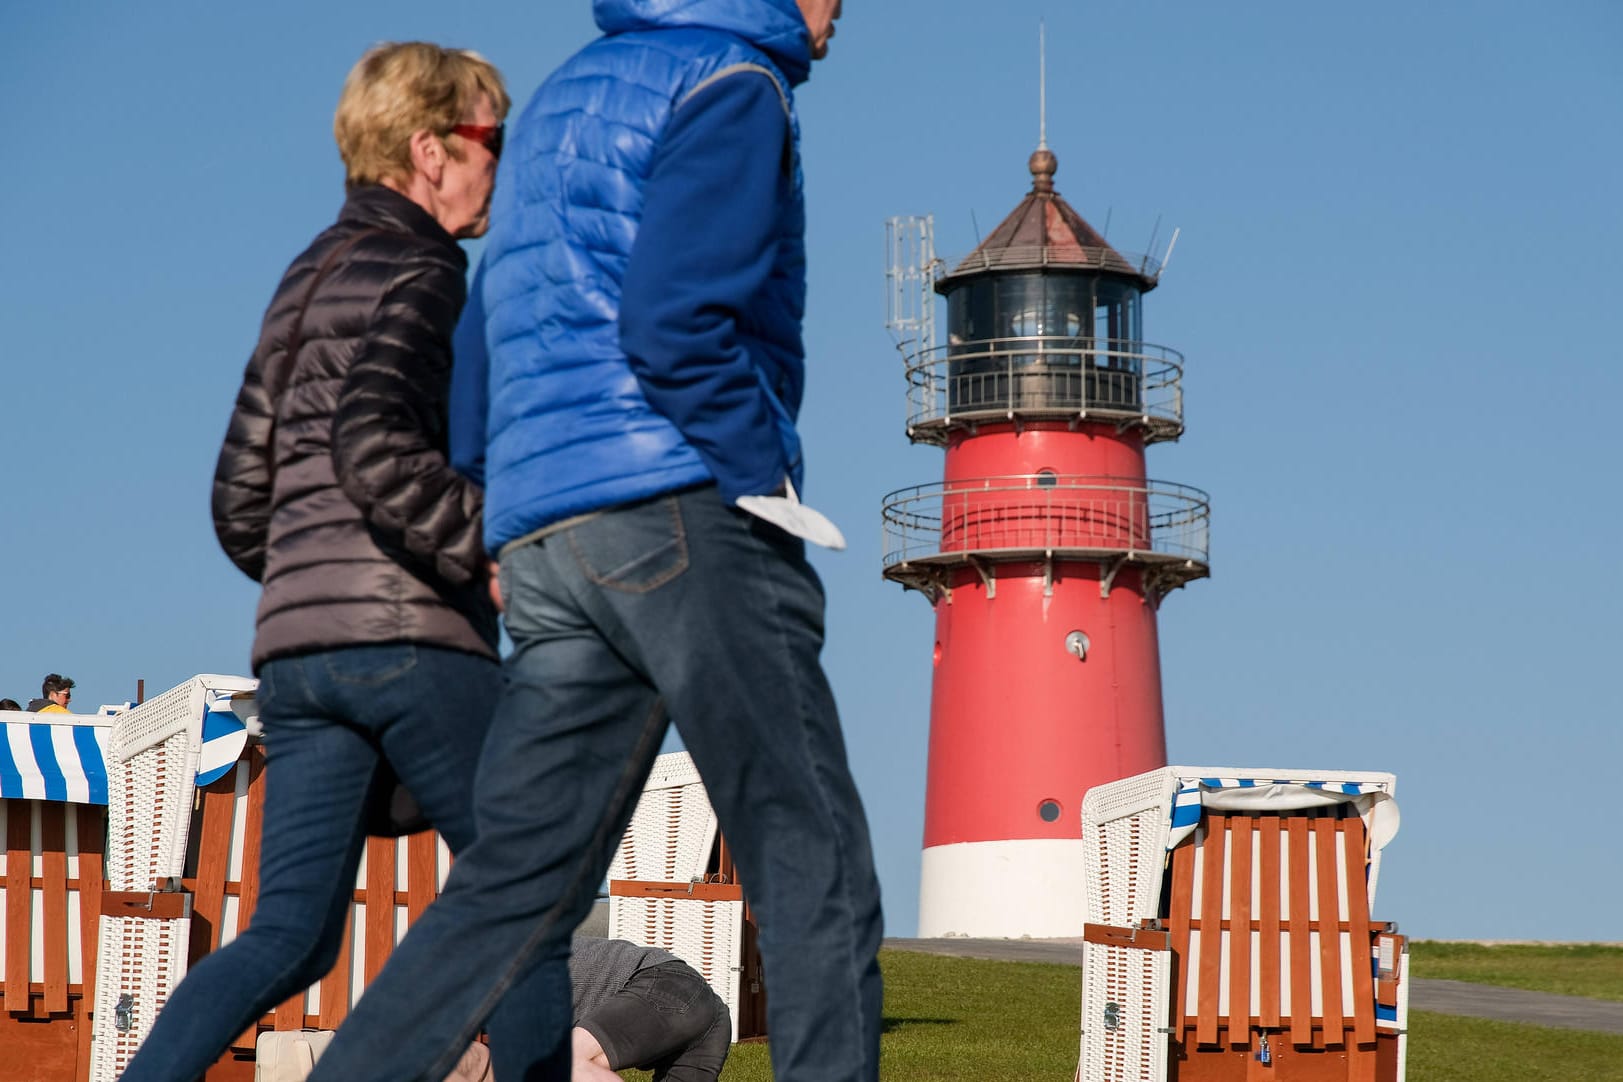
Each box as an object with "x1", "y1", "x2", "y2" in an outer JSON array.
[
  {"x1": 0, "y1": 709, "x2": 113, "y2": 1082},
  {"x1": 84, "y1": 673, "x2": 455, "y2": 1080},
  {"x1": 606, "y1": 751, "x2": 767, "y2": 1041},
  {"x1": 89, "y1": 675, "x2": 255, "y2": 1081},
  {"x1": 1079, "y1": 767, "x2": 1406, "y2": 1082}
]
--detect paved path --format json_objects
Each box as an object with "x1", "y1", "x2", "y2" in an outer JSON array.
[{"x1": 883, "y1": 938, "x2": 1623, "y2": 1036}]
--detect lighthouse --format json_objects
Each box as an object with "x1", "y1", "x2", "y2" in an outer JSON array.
[{"x1": 882, "y1": 145, "x2": 1210, "y2": 938}]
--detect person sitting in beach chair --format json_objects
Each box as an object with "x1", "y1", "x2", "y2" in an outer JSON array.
[{"x1": 568, "y1": 936, "x2": 731, "y2": 1082}]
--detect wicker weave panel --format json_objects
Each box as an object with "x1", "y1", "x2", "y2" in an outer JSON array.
[
  {"x1": 1082, "y1": 770, "x2": 1177, "y2": 928},
  {"x1": 1079, "y1": 940, "x2": 1170, "y2": 1082},
  {"x1": 606, "y1": 751, "x2": 717, "y2": 884},
  {"x1": 88, "y1": 914, "x2": 189, "y2": 1082}
]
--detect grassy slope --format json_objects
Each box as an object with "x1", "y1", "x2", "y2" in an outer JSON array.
[
  {"x1": 1409, "y1": 942, "x2": 1623, "y2": 1002},
  {"x1": 695, "y1": 949, "x2": 1623, "y2": 1082}
]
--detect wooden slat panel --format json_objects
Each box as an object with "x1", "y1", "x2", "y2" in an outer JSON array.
[
  {"x1": 101, "y1": 892, "x2": 192, "y2": 920},
  {"x1": 364, "y1": 837, "x2": 397, "y2": 983},
  {"x1": 39, "y1": 803, "x2": 69, "y2": 1014},
  {"x1": 76, "y1": 806, "x2": 104, "y2": 1011},
  {"x1": 189, "y1": 781, "x2": 238, "y2": 964},
  {"x1": 406, "y1": 830, "x2": 437, "y2": 921},
  {"x1": 1286, "y1": 816, "x2": 1313, "y2": 1047},
  {"x1": 5, "y1": 801, "x2": 33, "y2": 1014},
  {"x1": 1341, "y1": 816, "x2": 1377, "y2": 1046},
  {"x1": 1168, "y1": 835, "x2": 1197, "y2": 1044},
  {"x1": 232, "y1": 749, "x2": 269, "y2": 1052},
  {"x1": 608, "y1": 880, "x2": 745, "y2": 901},
  {"x1": 77, "y1": 806, "x2": 104, "y2": 1082},
  {"x1": 1313, "y1": 816, "x2": 1345, "y2": 1047},
  {"x1": 236, "y1": 748, "x2": 268, "y2": 929},
  {"x1": 316, "y1": 907, "x2": 355, "y2": 1030},
  {"x1": 1084, "y1": 923, "x2": 1170, "y2": 951},
  {"x1": 1195, "y1": 814, "x2": 1226, "y2": 1046},
  {"x1": 1225, "y1": 815, "x2": 1253, "y2": 1046},
  {"x1": 1256, "y1": 816, "x2": 1282, "y2": 1029},
  {"x1": 274, "y1": 988, "x2": 305, "y2": 1031}
]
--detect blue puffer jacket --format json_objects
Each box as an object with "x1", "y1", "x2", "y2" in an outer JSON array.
[{"x1": 463, "y1": 0, "x2": 812, "y2": 551}]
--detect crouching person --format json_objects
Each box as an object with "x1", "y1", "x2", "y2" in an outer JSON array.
[{"x1": 570, "y1": 937, "x2": 731, "y2": 1082}]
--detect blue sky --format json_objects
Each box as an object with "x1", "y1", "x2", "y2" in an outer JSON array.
[{"x1": 4, "y1": 1, "x2": 1620, "y2": 940}]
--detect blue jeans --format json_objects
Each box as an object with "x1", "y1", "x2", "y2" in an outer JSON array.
[
  {"x1": 308, "y1": 485, "x2": 884, "y2": 1082},
  {"x1": 120, "y1": 643, "x2": 551, "y2": 1082}
]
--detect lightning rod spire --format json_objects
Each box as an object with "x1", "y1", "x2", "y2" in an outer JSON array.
[{"x1": 1038, "y1": 19, "x2": 1048, "y2": 151}]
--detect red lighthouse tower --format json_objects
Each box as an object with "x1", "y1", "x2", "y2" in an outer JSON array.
[{"x1": 883, "y1": 146, "x2": 1210, "y2": 938}]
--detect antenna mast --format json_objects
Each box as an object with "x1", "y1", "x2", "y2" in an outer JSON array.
[{"x1": 1038, "y1": 19, "x2": 1048, "y2": 150}]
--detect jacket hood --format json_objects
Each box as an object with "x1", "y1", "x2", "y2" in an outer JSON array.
[{"x1": 595, "y1": 0, "x2": 812, "y2": 84}]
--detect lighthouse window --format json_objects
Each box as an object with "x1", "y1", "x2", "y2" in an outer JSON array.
[
  {"x1": 1035, "y1": 470, "x2": 1058, "y2": 488},
  {"x1": 1038, "y1": 799, "x2": 1063, "y2": 823}
]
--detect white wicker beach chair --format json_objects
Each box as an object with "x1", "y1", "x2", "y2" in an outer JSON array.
[
  {"x1": 606, "y1": 751, "x2": 763, "y2": 1042},
  {"x1": 1078, "y1": 766, "x2": 1406, "y2": 1082},
  {"x1": 88, "y1": 675, "x2": 255, "y2": 1082}
]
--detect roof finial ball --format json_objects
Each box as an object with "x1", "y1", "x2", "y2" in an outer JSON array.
[{"x1": 1029, "y1": 146, "x2": 1057, "y2": 194}]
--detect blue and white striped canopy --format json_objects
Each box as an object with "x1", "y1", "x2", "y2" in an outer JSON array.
[
  {"x1": 1166, "y1": 771, "x2": 1399, "y2": 852},
  {"x1": 0, "y1": 715, "x2": 111, "y2": 804},
  {"x1": 0, "y1": 687, "x2": 253, "y2": 804}
]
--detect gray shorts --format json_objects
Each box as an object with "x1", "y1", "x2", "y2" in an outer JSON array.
[{"x1": 578, "y1": 960, "x2": 732, "y2": 1082}]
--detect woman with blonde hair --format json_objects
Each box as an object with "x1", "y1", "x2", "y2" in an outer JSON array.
[{"x1": 119, "y1": 41, "x2": 542, "y2": 1082}]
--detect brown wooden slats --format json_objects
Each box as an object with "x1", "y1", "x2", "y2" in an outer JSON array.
[
  {"x1": 274, "y1": 987, "x2": 305, "y2": 1030},
  {"x1": 189, "y1": 779, "x2": 239, "y2": 965},
  {"x1": 406, "y1": 830, "x2": 437, "y2": 921},
  {"x1": 1313, "y1": 817, "x2": 1345, "y2": 1047},
  {"x1": 39, "y1": 803, "x2": 69, "y2": 1015},
  {"x1": 609, "y1": 880, "x2": 746, "y2": 901},
  {"x1": 78, "y1": 805, "x2": 104, "y2": 1082},
  {"x1": 1256, "y1": 816, "x2": 1282, "y2": 1029},
  {"x1": 1285, "y1": 816, "x2": 1313, "y2": 1047},
  {"x1": 5, "y1": 800, "x2": 32, "y2": 1014},
  {"x1": 1167, "y1": 829, "x2": 1196, "y2": 1045},
  {"x1": 1195, "y1": 814, "x2": 1226, "y2": 1046},
  {"x1": 231, "y1": 749, "x2": 268, "y2": 1052},
  {"x1": 364, "y1": 837, "x2": 397, "y2": 984},
  {"x1": 76, "y1": 806, "x2": 104, "y2": 1015},
  {"x1": 1225, "y1": 814, "x2": 1253, "y2": 1046},
  {"x1": 316, "y1": 908, "x2": 355, "y2": 1030},
  {"x1": 235, "y1": 747, "x2": 267, "y2": 930},
  {"x1": 1342, "y1": 815, "x2": 1377, "y2": 1046}
]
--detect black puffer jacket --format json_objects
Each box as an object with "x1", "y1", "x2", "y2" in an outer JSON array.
[{"x1": 213, "y1": 185, "x2": 497, "y2": 669}]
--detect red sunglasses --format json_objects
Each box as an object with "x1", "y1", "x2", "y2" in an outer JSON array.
[{"x1": 449, "y1": 122, "x2": 504, "y2": 160}]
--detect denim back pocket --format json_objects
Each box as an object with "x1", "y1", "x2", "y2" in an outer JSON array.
[
  {"x1": 323, "y1": 643, "x2": 419, "y2": 686},
  {"x1": 567, "y1": 496, "x2": 689, "y2": 593}
]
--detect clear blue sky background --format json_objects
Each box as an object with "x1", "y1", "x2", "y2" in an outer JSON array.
[{"x1": 4, "y1": 1, "x2": 1620, "y2": 940}]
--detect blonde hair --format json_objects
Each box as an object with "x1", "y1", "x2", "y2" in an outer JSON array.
[{"x1": 334, "y1": 42, "x2": 510, "y2": 190}]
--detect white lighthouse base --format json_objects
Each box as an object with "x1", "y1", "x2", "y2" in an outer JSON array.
[{"x1": 918, "y1": 839, "x2": 1087, "y2": 939}]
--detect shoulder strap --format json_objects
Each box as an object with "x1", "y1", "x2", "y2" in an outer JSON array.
[
  {"x1": 270, "y1": 227, "x2": 385, "y2": 404},
  {"x1": 262, "y1": 227, "x2": 388, "y2": 483}
]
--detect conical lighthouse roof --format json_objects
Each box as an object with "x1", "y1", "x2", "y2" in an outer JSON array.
[{"x1": 940, "y1": 147, "x2": 1159, "y2": 291}]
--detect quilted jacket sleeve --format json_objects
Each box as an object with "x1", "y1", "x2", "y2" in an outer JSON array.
[
  {"x1": 330, "y1": 256, "x2": 487, "y2": 588},
  {"x1": 211, "y1": 323, "x2": 283, "y2": 583}
]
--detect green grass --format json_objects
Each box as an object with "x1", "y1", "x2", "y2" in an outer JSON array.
[
  {"x1": 1406, "y1": 1011, "x2": 1623, "y2": 1081},
  {"x1": 651, "y1": 949, "x2": 1623, "y2": 1082},
  {"x1": 1409, "y1": 942, "x2": 1623, "y2": 1002}
]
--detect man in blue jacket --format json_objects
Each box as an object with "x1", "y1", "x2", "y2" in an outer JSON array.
[{"x1": 307, "y1": 3, "x2": 881, "y2": 1081}]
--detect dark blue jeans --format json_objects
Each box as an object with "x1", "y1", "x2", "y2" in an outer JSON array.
[
  {"x1": 308, "y1": 485, "x2": 884, "y2": 1082},
  {"x1": 119, "y1": 643, "x2": 550, "y2": 1082}
]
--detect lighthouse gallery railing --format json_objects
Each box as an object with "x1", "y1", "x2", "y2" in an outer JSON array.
[
  {"x1": 901, "y1": 337, "x2": 1184, "y2": 444},
  {"x1": 881, "y1": 475, "x2": 1210, "y2": 571}
]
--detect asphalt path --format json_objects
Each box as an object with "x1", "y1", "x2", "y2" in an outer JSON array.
[{"x1": 883, "y1": 938, "x2": 1623, "y2": 1036}]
